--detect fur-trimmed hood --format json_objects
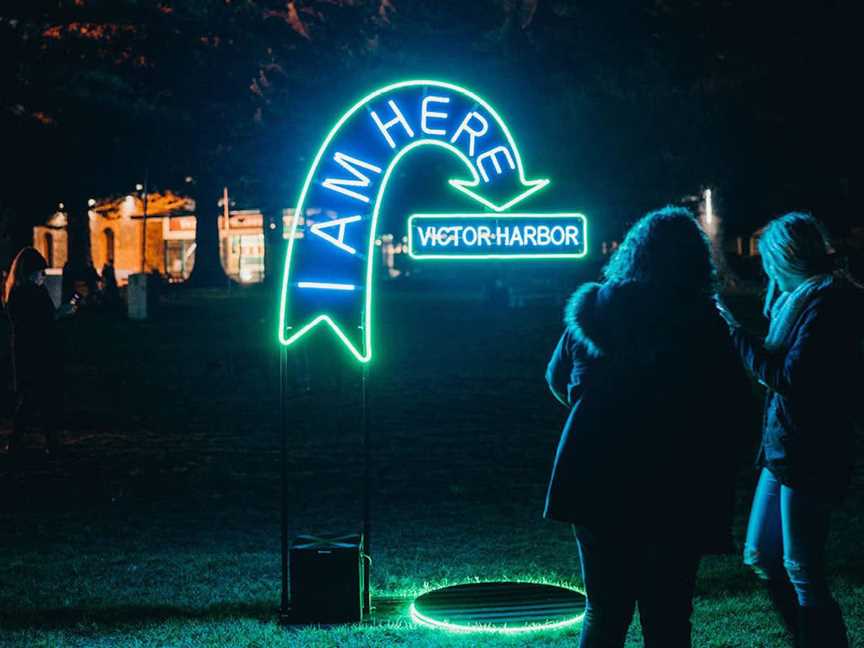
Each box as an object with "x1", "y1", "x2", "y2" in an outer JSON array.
[{"x1": 564, "y1": 280, "x2": 716, "y2": 358}]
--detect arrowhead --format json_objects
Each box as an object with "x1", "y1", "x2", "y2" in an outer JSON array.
[{"x1": 449, "y1": 176, "x2": 550, "y2": 212}]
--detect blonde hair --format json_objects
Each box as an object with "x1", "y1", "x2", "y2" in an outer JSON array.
[
  {"x1": 758, "y1": 213, "x2": 833, "y2": 316},
  {"x1": 759, "y1": 213, "x2": 833, "y2": 280},
  {"x1": 3, "y1": 247, "x2": 47, "y2": 305}
]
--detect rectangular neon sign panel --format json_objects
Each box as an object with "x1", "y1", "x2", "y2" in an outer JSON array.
[{"x1": 408, "y1": 213, "x2": 587, "y2": 260}]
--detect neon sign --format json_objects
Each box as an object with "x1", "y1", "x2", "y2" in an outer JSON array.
[
  {"x1": 409, "y1": 214, "x2": 586, "y2": 260},
  {"x1": 279, "y1": 80, "x2": 586, "y2": 362}
]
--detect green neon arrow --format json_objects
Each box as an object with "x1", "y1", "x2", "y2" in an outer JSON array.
[
  {"x1": 450, "y1": 174, "x2": 550, "y2": 213},
  {"x1": 441, "y1": 84, "x2": 550, "y2": 211}
]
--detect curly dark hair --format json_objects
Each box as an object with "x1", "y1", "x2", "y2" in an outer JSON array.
[{"x1": 603, "y1": 206, "x2": 718, "y2": 295}]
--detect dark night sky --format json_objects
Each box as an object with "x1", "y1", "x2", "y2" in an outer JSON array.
[{"x1": 0, "y1": 1, "x2": 856, "y2": 252}]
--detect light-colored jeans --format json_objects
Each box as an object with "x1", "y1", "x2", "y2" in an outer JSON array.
[{"x1": 744, "y1": 467, "x2": 835, "y2": 607}]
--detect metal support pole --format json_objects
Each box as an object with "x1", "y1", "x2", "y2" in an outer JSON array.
[
  {"x1": 361, "y1": 362, "x2": 371, "y2": 616},
  {"x1": 140, "y1": 172, "x2": 149, "y2": 273},
  {"x1": 279, "y1": 344, "x2": 290, "y2": 621}
]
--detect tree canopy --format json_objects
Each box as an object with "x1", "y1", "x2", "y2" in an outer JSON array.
[{"x1": 0, "y1": 0, "x2": 854, "y2": 274}]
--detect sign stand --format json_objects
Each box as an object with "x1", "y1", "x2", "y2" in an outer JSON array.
[
  {"x1": 279, "y1": 342, "x2": 373, "y2": 622},
  {"x1": 279, "y1": 344, "x2": 290, "y2": 623},
  {"x1": 361, "y1": 358, "x2": 372, "y2": 616}
]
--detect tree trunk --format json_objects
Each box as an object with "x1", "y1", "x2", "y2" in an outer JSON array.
[
  {"x1": 66, "y1": 199, "x2": 93, "y2": 273},
  {"x1": 187, "y1": 179, "x2": 229, "y2": 287},
  {"x1": 63, "y1": 198, "x2": 93, "y2": 300}
]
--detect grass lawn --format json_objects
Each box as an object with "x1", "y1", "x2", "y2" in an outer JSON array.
[{"x1": 1, "y1": 283, "x2": 861, "y2": 647}]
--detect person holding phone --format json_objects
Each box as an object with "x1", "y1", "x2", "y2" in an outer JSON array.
[
  {"x1": 544, "y1": 207, "x2": 752, "y2": 648},
  {"x1": 720, "y1": 213, "x2": 859, "y2": 647},
  {"x1": 3, "y1": 247, "x2": 76, "y2": 456}
]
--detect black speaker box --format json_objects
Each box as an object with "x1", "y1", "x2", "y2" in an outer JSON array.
[{"x1": 289, "y1": 533, "x2": 367, "y2": 623}]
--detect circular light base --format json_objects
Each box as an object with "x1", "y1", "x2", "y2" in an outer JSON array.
[{"x1": 410, "y1": 581, "x2": 585, "y2": 634}]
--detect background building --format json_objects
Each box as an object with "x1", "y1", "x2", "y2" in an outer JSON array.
[{"x1": 33, "y1": 191, "x2": 297, "y2": 284}]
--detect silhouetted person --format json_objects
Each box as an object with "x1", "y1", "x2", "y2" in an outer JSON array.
[
  {"x1": 101, "y1": 260, "x2": 120, "y2": 307},
  {"x1": 544, "y1": 207, "x2": 751, "y2": 648},
  {"x1": 721, "y1": 213, "x2": 857, "y2": 647},
  {"x1": 3, "y1": 247, "x2": 76, "y2": 456},
  {"x1": 61, "y1": 260, "x2": 74, "y2": 302},
  {"x1": 0, "y1": 269, "x2": 10, "y2": 416},
  {"x1": 147, "y1": 267, "x2": 162, "y2": 315},
  {"x1": 84, "y1": 261, "x2": 101, "y2": 305}
]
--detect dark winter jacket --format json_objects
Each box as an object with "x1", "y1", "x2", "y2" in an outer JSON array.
[
  {"x1": 6, "y1": 284, "x2": 59, "y2": 392},
  {"x1": 732, "y1": 274, "x2": 864, "y2": 501},
  {"x1": 544, "y1": 280, "x2": 753, "y2": 553}
]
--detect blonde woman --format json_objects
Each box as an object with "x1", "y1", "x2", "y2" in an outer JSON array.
[{"x1": 725, "y1": 213, "x2": 859, "y2": 647}]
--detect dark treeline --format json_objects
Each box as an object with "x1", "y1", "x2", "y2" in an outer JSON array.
[{"x1": 0, "y1": 1, "x2": 855, "y2": 283}]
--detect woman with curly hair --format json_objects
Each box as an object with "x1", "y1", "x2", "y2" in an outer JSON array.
[
  {"x1": 724, "y1": 213, "x2": 858, "y2": 647},
  {"x1": 544, "y1": 206, "x2": 752, "y2": 648}
]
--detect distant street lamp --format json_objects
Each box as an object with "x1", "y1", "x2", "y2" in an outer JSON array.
[
  {"x1": 140, "y1": 174, "x2": 149, "y2": 272},
  {"x1": 699, "y1": 187, "x2": 719, "y2": 242},
  {"x1": 704, "y1": 188, "x2": 713, "y2": 226},
  {"x1": 122, "y1": 195, "x2": 136, "y2": 217}
]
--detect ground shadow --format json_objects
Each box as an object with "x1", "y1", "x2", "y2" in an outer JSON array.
[
  {"x1": 1, "y1": 597, "x2": 415, "y2": 632},
  {"x1": 0, "y1": 600, "x2": 276, "y2": 631}
]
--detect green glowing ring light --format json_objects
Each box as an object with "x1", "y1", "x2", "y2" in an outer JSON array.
[
  {"x1": 410, "y1": 581, "x2": 586, "y2": 633},
  {"x1": 278, "y1": 79, "x2": 588, "y2": 363}
]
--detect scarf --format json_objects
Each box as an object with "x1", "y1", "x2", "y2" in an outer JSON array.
[{"x1": 764, "y1": 274, "x2": 830, "y2": 352}]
